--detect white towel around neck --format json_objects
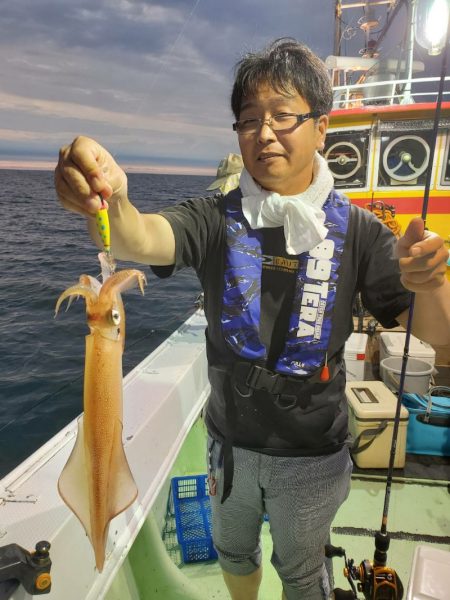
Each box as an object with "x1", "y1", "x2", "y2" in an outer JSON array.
[{"x1": 240, "y1": 152, "x2": 334, "y2": 255}]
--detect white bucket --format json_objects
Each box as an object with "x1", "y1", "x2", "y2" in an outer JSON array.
[{"x1": 380, "y1": 357, "x2": 433, "y2": 395}]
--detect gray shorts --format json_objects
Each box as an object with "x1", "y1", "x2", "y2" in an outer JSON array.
[{"x1": 207, "y1": 437, "x2": 352, "y2": 600}]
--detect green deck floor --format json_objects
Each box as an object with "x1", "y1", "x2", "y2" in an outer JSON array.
[
  {"x1": 106, "y1": 418, "x2": 450, "y2": 599},
  {"x1": 179, "y1": 477, "x2": 450, "y2": 599}
]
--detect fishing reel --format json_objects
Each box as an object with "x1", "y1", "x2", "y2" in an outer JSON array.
[{"x1": 326, "y1": 540, "x2": 404, "y2": 600}]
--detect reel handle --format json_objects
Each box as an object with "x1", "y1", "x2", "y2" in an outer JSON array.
[
  {"x1": 332, "y1": 589, "x2": 357, "y2": 600},
  {"x1": 325, "y1": 544, "x2": 346, "y2": 558}
]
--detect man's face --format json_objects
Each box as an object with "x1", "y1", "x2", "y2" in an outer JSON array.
[{"x1": 237, "y1": 84, "x2": 328, "y2": 195}]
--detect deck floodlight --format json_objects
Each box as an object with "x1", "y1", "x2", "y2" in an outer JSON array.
[{"x1": 415, "y1": 0, "x2": 450, "y2": 55}]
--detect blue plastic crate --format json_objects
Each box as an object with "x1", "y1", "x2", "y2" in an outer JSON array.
[{"x1": 171, "y1": 475, "x2": 218, "y2": 563}]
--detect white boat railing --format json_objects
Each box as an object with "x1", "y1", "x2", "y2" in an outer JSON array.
[{"x1": 332, "y1": 75, "x2": 450, "y2": 109}]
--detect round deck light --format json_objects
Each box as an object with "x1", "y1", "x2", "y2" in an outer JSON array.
[{"x1": 415, "y1": 0, "x2": 450, "y2": 55}]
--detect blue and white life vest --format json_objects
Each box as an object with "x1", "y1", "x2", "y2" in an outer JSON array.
[{"x1": 221, "y1": 190, "x2": 350, "y2": 376}]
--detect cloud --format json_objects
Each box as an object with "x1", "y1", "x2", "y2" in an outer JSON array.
[
  {"x1": 0, "y1": 91, "x2": 227, "y2": 137},
  {"x1": 2, "y1": 0, "x2": 425, "y2": 171}
]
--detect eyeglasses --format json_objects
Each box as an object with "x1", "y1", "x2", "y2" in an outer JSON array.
[{"x1": 232, "y1": 111, "x2": 321, "y2": 135}]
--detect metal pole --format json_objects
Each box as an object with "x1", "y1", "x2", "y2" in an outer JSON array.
[
  {"x1": 340, "y1": 0, "x2": 395, "y2": 7},
  {"x1": 334, "y1": 0, "x2": 342, "y2": 56},
  {"x1": 334, "y1": 0, "x2": 343, "y2": 87},
  {"x1": 401, "y1": 0, "x2": 417, "y2": 103}
]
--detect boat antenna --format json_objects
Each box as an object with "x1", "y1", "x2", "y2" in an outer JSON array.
[{"x1": 374, "y1": 5, "x2": 450, "y2": 573}]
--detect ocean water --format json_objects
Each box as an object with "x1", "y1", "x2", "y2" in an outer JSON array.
[{"x1": 0, "y1": 169, "x2": 209, "y2": 477}]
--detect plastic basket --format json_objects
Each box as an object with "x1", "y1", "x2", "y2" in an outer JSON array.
[{"x1": 171, "y1": 475, "x2": 218, "y2": 563}]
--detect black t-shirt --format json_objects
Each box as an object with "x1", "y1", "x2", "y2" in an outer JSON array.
[
  {"x1": 260, "y1": 229, "x2": 298, "y2": 369},
  {"x1": 152, "y1": 190, "x2": 411, "y2": 452},
  {"x1": 153, "y1": 191, "x2": 410, "y2": 363}
]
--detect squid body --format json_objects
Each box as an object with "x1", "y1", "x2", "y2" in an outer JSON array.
[{"x1": 55, "y1": 254, "x2": 146, "y2": 571}]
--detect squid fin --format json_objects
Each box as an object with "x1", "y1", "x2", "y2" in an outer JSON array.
[
  {"x1": 58, "y1": 418, "x2": 138, "y2": 572},
  {"x1": 57, "y1": 417, "x2": 91, "y2": 539}
]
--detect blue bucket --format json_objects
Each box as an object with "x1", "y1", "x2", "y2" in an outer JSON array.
[{"x1": 402, "y1": 392, "x2": 450, "y2": 457}]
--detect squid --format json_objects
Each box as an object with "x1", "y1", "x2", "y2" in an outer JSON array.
[{"x1": 55, "y1": 254, "x2": 146, "y2": 572}]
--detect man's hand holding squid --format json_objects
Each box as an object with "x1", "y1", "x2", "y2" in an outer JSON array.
[{"x1": 55, "y1": 136, "x2": 127, "y2": 217}]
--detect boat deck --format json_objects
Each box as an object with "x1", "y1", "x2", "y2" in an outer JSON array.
[
  {"x1": 175, "y1": 444, "x2": 450, "y2": 598},
  {"x1": 1, "y1": 310, "x2": 448, "y2": 599},
  {"x1": 103, "y1": 416, "x2": 450, "y2": 600}
]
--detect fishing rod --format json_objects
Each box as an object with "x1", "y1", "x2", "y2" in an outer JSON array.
[
  {"x1": 328, "y1": 11, "x2": 450, "y2": 600},
  {"x1": 377, "y1": 0, "x2": 450, "y2": 556}
]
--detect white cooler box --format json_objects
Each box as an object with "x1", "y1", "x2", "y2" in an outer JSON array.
[
  {"x1": 346, "y1": 380, "x2": 409, "y2": 468},
  {"x1": 379, "y1": 332, "x2": 436, "y2": 367},
  {"x1": 344, "y1": 333, "x2": 368, "y2": 381}
]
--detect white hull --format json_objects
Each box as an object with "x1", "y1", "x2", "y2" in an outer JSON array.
[{"x1": 0, "y1": 310, "x2": 210, "y2": 600}]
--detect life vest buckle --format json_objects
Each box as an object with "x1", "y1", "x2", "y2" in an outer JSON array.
[{"x1": 245, "y1": 365, "x2": 284, "y2": 394}]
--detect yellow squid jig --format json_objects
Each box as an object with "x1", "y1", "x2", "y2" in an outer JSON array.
[{"x1": 95, "y1": 195, "x2": 116, "y2": 273}]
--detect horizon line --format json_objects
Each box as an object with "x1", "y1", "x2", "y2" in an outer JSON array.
[{"x1": 0, "y1": 159, "x2": 217, "y2": 177}]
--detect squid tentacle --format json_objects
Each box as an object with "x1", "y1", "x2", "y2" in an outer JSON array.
[
  {"x1": 79, "y1": 274, "x2": 102, "y2": 295},
  {"x1": 99, "y1": 270, "x2": 147, "y2": 300},
  {"x1": 55, "y1": 284, "x2": 98, "y2": 317}
]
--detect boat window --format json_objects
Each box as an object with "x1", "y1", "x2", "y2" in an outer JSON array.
[
  {"x1": 324, "y1": 130, "x2": 370, "y2": 188},
  {"x1": 377, "y1": 131, "x2": 434, "y2": 187},
  {"x1": 441, "y1": 131, "x2": 450, "y2": 186}
]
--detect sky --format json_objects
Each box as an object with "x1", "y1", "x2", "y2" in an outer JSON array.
[{"x1": 0, "y1": 0, "x2": 441, "y2": 173}]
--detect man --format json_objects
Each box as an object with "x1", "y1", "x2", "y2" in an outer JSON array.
[{"x1": 55, "y1": 39, "x2": 450, "y2": 600}]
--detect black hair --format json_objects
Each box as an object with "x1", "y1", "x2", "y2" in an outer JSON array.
[{"x1": 231, "y1": 38, "x2": 333, "y2": 119}]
